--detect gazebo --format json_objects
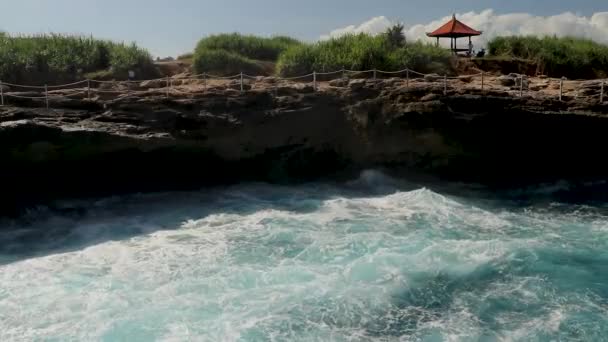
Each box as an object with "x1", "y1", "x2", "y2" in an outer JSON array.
[{"x1": 426, "y1": 14, "x2": 482, "y2": 55}]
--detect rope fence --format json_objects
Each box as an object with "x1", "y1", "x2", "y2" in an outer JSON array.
[{"x1": 0, "y1": 68, "x2": 606, "y2": 109}]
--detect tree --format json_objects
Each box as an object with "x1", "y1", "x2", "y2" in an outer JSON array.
[{"x1": 385, "y1": 24, "x2": 406, "y2": 48}]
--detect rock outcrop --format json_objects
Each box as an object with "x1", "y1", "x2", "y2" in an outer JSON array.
[{"x1": 1, "y1": 79, "x2": 608, "y2": 215}]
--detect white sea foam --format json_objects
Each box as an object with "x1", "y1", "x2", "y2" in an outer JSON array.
[{"x1": 1, "y1": 173, "x2": 607, "y2": 340}]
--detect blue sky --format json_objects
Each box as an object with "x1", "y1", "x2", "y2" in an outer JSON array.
[{"x1": 0, "y1": 0, "x2": 606, "y2": 57}]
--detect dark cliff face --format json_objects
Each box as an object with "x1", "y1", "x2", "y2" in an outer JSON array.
[{"x1": 1, "y1": 79, "x2": 608, "y2": 215}]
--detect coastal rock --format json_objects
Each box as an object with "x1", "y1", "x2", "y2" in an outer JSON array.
[
  {"x1": 228, "y1": 79, "x2": 252, "y2": 91},
  {"x1": 498, "y1": 75, "x2": 516, "y2": 87},
  {"x1": 140, "y1": 79, "x2": 166, "y2": 89},
  {"x1": 348, "y1": 79, "x2": 367, "y2": 90},
  {"x1": 529, "y1": 81, "x2": 549, "y2": 91},
  {"x1": 329, "y1": 78, "x2": 349, "y2": 87},
  {"x1": 2, "y1": 79, "x2": 608, "y2": 216},
  {"x1": 420, "y1": 93, "x2": 440, "y2": 101},
  {"x1": 499, "y1": 74, "x2": 528, "y2": 89},
  {"x1": 424, "y1": 74, "x2": 441, "y2": 82},
  {"x1": 260, "y1": 77, "x2": 277, "y2": 84}
]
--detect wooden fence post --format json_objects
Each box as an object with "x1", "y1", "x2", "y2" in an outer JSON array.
[
  {"x1": 373, "y1": 69, "x2": 377, "y2": 81},
  {"x1": 600, "y1": 80, "x2": 605, "y2": 103},
  {"x1": 444, "y1": 75, "x2": 447, "y2": 95},
  {"x1": 45, "y1": 84, "x2": 49, "y2": 109},
  {"x1": 313, "y1": 71, "x2": 317, "y2": 91},
  {"x1": 406, "y1": 69, "x2": 410, "y2": 88},
  {"x1": 559, "y1": 78, "x2": 564, "y2": 101},
  {"x1": 166, "y1": 76, "x2": 170, "y2": 99},
  {"x1": 519, "y1": 76, "x2": 524, "y2": 97},
  {"x1": 0, "y1": 80, "x2": 4, "y2": 106},
  {"x1": 240, "y1": 72, "x2": 244, "y2": 93},
  {"x1": 87, "y1": 79, "x2": 91, "y2": 101}
]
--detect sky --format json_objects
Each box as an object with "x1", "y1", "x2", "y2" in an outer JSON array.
[{"x1": 1, "y1": 0, "x2": 607, "y2": 57}]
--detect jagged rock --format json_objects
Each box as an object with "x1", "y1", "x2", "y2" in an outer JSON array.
[
  {"x1": 424, "y1": 74, "x2": 441, "y2": 82},
  {"x1": 261, "y1": 77, "x2": 277, "y2": 84},
  {"x1": 529, "y1": 81, "x2": 549, "y2": 91},
  {"x1": 420, "y1": 93, "x2": 440, "y2": 101},
  {"x1": 2, "y1": 80, "x2": 608, "y2": 217},
  {"x1": 498, "y1": 75, "x2": 516, "y2": 87},
  {"x1": 329, "y1": 78, "x2": 349, "y2": 87},
  {"x1": 172, "y1": 72, "x2": 193, "y2": 79},
  {"x1": 459, "y1": 76, "x2": 473, "y2": 83},
  {"x1": 349, "y1": 79, "x2": 367, "y2": 90},
  {"x1": 276, "y1": 83, "x2": 314, "y2": 96},
  {"x1": 140, "y1": 79, "x2": 166, "y2": 88},
  {"x1": 580, "y1": 80, "x2": 603, "y2": 90},
  {"x1": 228, "y1": 79, "x2": 253, "y2": 91},
  {"x1": 376, "y1": 78, "x2": 401, "y2": 88},
  {"x1": 293, "y1": 83, "x2": 314, "y2": 93},
  {"x1": 515, "y1": 76, "x2": 529, "y2": 89}
]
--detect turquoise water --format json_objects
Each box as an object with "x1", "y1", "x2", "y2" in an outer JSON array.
[{"x1": 1, "y1": 171, "x2": 607, "y2": 341}]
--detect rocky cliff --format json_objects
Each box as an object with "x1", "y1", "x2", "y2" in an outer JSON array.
[{"x1": 2, "y1": 77, "x2": 608, "y2": 215}]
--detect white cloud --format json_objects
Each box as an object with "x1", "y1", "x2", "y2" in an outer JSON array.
[
  {"x1": 321, "y1": 10, "x2": 608, "y2": 49},
  {"x1": 320, "y1": 16, "x2": 393, "y2": 40}
]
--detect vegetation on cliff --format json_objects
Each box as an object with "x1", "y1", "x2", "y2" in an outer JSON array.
[
  {"x1": 192, "y1": 33, "x2": 302, "y2": 75},
  {"x1": 192, "y1": 29, "x2": 453, "y2": 77},
  {"x1": 488, "y1": 36, "x2": 608, "y2": 78},
  {"x1": 276, "y1": 33, "x2": 453, "y2": 77},
  {"x1": 0, "y1": 33, "x2": 156, "y2": 84}
]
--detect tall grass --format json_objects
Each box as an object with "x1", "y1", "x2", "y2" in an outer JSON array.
[
  {"x1": 192, "y1": 33, "x2": 302, "y2": 75},
  {"x1": 193, "y1": 50, "x2": 265, "y2": 76},
  {"x1": 195, "y1": 33, "x2": 301, "y2": 61},
  {"x1": 0, "y1": 33, "x2": 156, "y2": 84},
  {"x1": 276, "y1": 34, "x2": 453, "y2": 77},
  {"x1": 488, "y1": 36, "x2": 608, "y2": 78}
]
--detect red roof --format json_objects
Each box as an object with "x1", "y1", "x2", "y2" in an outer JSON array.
[{"x1": 426, "y1": 15, "x2": 482, "y2": 38}]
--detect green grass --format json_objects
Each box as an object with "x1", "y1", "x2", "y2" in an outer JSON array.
[
  {"x1": 276, "y1": 34, "x2": 453, "y2": 77},
  {"x1": 193, "y1": 49, "x2": 265, "y2": 76},
  {"x1": 0, "y1": 33, "x2": 156, "y2": 84},
  {"x1": 192, "y1": 33, "x2": 302, "y2": 75},
  {"x1": 177, "y1": 52, "x2": 194, "y2": 61},
  {"x1": 488, "y1": 36, "x2": 608, "y2": 78}
]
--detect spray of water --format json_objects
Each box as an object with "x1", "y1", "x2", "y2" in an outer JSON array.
[{"x1": 1, "y1": 171, "x2": 607, "y2": 341}]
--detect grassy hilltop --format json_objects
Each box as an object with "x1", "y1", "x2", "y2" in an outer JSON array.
[
  {"x1": 488, "y1": 36, "x2": 608, "y2": 79},
  {"x1": 0, "y1": 33, "x2": 156, "y2": 85},
  {"x1": 2, "y1": 30, "x2": 607, "y2": 85},
  {"x1": 192, "y1": 30, "x2": 453, "y2": 77},
  {"x1": 192, "y1": 33, "x2": 302, "y2": 76}
]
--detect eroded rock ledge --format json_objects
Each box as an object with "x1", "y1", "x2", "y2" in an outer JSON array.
[{"x1": 1, "y1": 78, "x2": 608, "y2": 215}]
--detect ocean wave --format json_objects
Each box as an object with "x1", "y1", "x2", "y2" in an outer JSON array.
[{"x1": 1, "y1": 172, "x2": 608, "y2": 340}]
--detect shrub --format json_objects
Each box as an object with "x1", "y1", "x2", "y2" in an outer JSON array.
[
  {"x1": 276, "y1": 34, "x2": 453, "y2": 77},
  {"x1": 0, "y1": 33, "x2": 156, "y2": 84},
  {"x1": 177, "y1": 52, "x2": 194, "y2": 60},
  {"x1": 193, "y1": 49, "x2": 265, "y2": 76},
  {"x1": 488, "y1": 36, "x2": 608, "y2": 78},
  {"x1": 194, "y1": 33, "x2": 301, "y2": 61}
]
